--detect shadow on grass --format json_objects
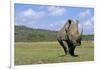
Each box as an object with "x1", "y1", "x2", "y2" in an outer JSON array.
[{"x1": 58, "y1": 55, "x2": 66, "y2": 57}]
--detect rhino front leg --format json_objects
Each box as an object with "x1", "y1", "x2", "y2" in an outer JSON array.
[
  {"x1": 57, "y1": 39, "x2": 68, "y2": 55},
  {"x1": 62, "y1": 41, "x2": 69, "y2": 55},
  {"x1": 69, "y1": 46, "x2": 78, "y2": 57}
]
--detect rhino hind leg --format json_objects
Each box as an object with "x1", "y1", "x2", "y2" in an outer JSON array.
[
  {"x1": 69, "y1": 46, "x2": 78, "y2": 57},
  {"x1": 57, "y1": 39, "x2": 67, "y2": 55}
]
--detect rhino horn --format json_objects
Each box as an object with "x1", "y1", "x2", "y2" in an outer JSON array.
[{"x1": 80, "y1": 28, "x2": 83, "y2": 37}]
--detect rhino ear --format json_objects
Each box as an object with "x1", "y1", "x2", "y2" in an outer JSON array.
[
  {"x1": 67, "y1": 19, "x2": 72, "y2": 29},
  {"x1": 65, "y1": 19, "x2": 72, "y2": 33}
]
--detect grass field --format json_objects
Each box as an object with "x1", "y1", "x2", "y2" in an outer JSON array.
[{"x1": 15, "y1": 41, "x2": 94, "y2": 65}]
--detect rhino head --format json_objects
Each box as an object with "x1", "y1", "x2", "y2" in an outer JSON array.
[{"x1": 65, "y1": 19, "x2": 83, "y2": 46}]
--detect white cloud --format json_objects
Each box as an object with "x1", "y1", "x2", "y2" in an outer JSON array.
[
  {"x1": 50, "y1": 24, "x2": 54, "y2": 27},
  {"x1": 47, "y1": 6, "x2": 67, "y2": 16},
  {"x1": 78, "y1": 10, "x2": 91, "y2": 18},
  {"x1": 76, "y1": 16, "x2": 94, "y2": 34},
  {"x1": 40, "y1": 24, "x2": 45, "y2": 27},
  {"x1": 22, "y1": 8, "x2": 45, "y2": 19},
  {"x1": 23, "y1": 9, "x2": 34, "y2": 17},
  {"x1": 84, "y1": 16, "x2": 94, "y2": 26},
  {"x1": 82, "y1": 16, "x2": 94, "y2": 34},
  {"x1": 15, "y1": 8, "x2": 46, "y2": 26}
]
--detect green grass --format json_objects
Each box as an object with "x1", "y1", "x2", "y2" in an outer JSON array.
[{"x1": 15, "y1": 41, "x2": 94, "y2": 65}]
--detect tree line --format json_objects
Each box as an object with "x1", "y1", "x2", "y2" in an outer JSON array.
[{"x1": 15, "y1": 26, "x2": 94, "y2": 42}]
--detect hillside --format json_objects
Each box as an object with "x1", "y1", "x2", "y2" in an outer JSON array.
[
  {"x1": 15, "y1": 26, "x2": 94, "y2": 42},
  {"x1": 15, "y1": 26, "x2": 57, "y2": 42}
]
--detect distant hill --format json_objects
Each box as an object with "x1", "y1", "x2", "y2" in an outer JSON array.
[
  {"x1": 15, "y1": 26, "x2": 57, "y2": 42},
  {"x1": 15, "y1": 26, "x2": 94, "y2": 42}
]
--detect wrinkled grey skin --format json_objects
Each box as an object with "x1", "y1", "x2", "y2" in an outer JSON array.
[{"x1": 57, "y1": 19, "x2": 82, "y2": 57}]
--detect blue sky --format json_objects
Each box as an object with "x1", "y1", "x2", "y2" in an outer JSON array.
[{"x1": 15, "y1": 3, "x2": 94, "y2": 35}]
